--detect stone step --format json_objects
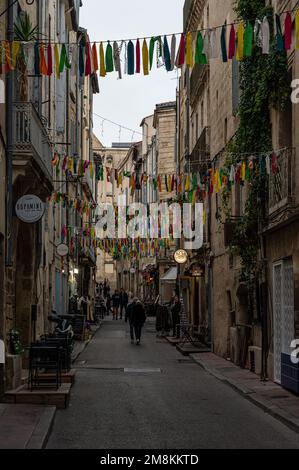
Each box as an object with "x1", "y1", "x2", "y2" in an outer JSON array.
[{"x1": 3, "y1": 384, "x2": 71, "y2": 409}]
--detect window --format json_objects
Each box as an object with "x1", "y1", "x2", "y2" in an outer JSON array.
[
  {"x1": 224, "y1": 118, "x2": 228, "y2": 145},
  {"x1": 196, "y1": 113, "x2": 199, "y2": 140},
  {"x1": 201, "y1": 101, "x2": 204, "y2": 129}
]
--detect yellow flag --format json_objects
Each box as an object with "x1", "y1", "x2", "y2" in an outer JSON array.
[
  {"x1": 185, "y1": 175, "x2": 190, "y2": 192},
  {"x1": 186, "y1": 32, "x2": 194, "y2": 68},
  {"x1": 11, "y1": 41, "x2": 20, "y2": 69},
  {"x1": 236, "y1": 22, "x2": 244, "y2": 61},
  {"x1": 99, "y1": 43, "x2": 106, "y2": 77},
  {"x1": 142, "y1": 39, "x2": 149, "y2": 76},
  {"x1": 54, "y1": 44, "x2": 60, "y2": 78}
]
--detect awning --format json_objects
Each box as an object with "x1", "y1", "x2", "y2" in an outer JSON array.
[{"x1": 160, "y1": 267, "x2": 178, "y2": 283}]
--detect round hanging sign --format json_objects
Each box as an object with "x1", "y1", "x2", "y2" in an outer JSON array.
[
  {"x1": 174, "y1": 249, "x2": 188, "y2": 265},
  {"x1": 57, "y1": 244, "x2": 69, "y2": 257},
  {"x1": 15, "y1": 194, "x2": 45, "y2": 224}
]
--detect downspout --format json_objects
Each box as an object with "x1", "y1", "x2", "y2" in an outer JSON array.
[{"x1": 6, "y1": 0, "x2": 14, "y2": 266}]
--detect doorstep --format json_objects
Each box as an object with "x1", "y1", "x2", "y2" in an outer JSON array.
[
  {"x1": 191, "y1": 352, "x2": 299, "y2": 433},
  {"x1": 176, "y1": 342, "x2": 211, "y2": 356},
  {"x1": 0, "y1": 404, "x2": 56, "y2": 449}
]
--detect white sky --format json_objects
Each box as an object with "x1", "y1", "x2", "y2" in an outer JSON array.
[{"x1": 80, "y1": 0, "x2": 184, "y2": 147}]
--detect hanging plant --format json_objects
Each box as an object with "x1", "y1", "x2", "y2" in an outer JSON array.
[
  {"x1": 220, "y1": 0, "x2": 291, "y2": 288},
  {"x1": 14, "y1": 12, "x2": 39, "y2": 101}
]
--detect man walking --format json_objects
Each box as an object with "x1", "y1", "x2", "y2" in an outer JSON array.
[
  {"x1": 125, "y1": 296, "x2": 136, "y2": 344},
  {"x1": 112, "y1": 290, "x2": 121, "y2": 320},
  {"x1": 119, "y1": 288, "x2": 129, "y2": 320},
  {"x1": 131, "y1": 299, "x2": 146, "y2": 345}
]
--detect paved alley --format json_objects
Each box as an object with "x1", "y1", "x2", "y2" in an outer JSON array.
[{"x1": 47, "y1": 318, "x2": 299, "y2": 450}]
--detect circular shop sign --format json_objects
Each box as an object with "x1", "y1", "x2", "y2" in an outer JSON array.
[
  {"x1": 15, "y1": 194, "x2": 45, "y2": 224},
  {"x1": 57, "y1": 244, "x2": 69, "y2": 257},
  {"x1": 174, "y1": 249, "x2": 188, "y2": 265}
]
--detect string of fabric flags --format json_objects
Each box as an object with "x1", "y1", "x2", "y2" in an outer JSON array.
[
  {"x1": 95, "y1": 152, "x2": 279, "y2": 203},
  {"x1": 50, "y1": 152, "x2": 279, "y2": 214},
  {"x1": 1, "y1": 10, "x2": 299, "y2": 78},
  {"x1": 97, "y1": 238, "x2": 171, "y2": 260},
  {"x1": 51, "y1": 153, "x2": 94, "y2": 178},
  {"x1": 48, "y1": 192, "x2": 97, "y2": 218}
]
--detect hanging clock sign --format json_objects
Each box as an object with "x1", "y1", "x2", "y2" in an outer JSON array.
[{"x1": 15, "y1": 195, "x2": 45, "y2": 224}]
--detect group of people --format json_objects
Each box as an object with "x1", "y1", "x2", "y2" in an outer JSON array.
[{"x1": 71, "y1": 281, "x2": 182, "y2": 346}]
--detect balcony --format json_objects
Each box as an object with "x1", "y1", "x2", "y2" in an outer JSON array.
[
  {"x1": 190, "y1": 63, "x2": 209, "y2": 105},
  {"x1": 187, "y1": 127, "x2": 210, "y2": 172},
  {"x1": 12, "y1": 102, "x2": 53, "y2": 187},
  {"x1": 82, "y1": 166, "x2": 95, "y2": 200},
  {"x1": 79, "y1": 245, "x2": 97, "y2": 267},
  {"x1": 184, "y1": 0, "x2": 194, "y2": 31},
  {"x1": 269, "y1": 148, "x2": 295, "y2": 215}
]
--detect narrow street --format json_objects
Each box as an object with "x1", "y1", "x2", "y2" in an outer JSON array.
[{"x1": 47, "y1": 318, "x2": 299, "y2": 450}]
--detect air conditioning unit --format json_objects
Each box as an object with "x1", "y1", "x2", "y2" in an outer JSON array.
[{"x1": 281, "y1": 353, "x2": 299, "y2": 395}]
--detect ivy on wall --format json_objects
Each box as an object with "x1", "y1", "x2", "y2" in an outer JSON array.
[{"x1": 221, "y1": 0, "x2": 291, "y2": 286}]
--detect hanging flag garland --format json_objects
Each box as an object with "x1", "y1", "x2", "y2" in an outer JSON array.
[{"x1": 2, "y1": 9, "x2": 297, "y2": 80}]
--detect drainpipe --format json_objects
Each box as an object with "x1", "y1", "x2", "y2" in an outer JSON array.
[{"x1": 6, "y1": 0, "x2": 14, "y2": 266}]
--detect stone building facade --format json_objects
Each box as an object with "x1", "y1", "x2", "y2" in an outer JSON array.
[{"x1": 180, "y1": 0, "x2": 299, "y2": 388}]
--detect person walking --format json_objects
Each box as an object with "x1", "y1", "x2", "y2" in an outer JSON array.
[
  {"x1": 125, "y1": 296, "x2": 136, "y2": 344},
  {"x1": 119, "y1": 288, "x2": 129, "y2": 320},
  {"x1": 171, "y1": 295, "x2": 181, "y2": 338},
  {"x1": 131, "y1": 299, "x2": 146, "y2": 345},
  {"x1": 79, "y1": 294, "x2": 89, "y2": 318},
  {"x1": 106, "y1": 292, "x2": 112, "y2": 315},
  {"x1": 112, "y1": 290, "x2": 121, "y2": 320}
]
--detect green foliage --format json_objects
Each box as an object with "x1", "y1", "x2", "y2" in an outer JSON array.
[
  {"x1": 14, "y1": 12, "x2": 38, "y2": 41},
  {"x1": 222, "y1": 0, "x2": 291, "y2": 286}
]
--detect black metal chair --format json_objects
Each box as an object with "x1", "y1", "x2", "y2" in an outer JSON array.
[{"x1": 28, "y1": 345, "x2": 62, "y2": 391}]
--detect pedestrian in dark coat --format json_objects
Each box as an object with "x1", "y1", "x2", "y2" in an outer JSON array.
[
  {"x1": 171, "y1": 295, "x2": 181, "y2": 338},
  {"x1": 125, "y1": 296, "x2": 136, "y2": 344},
  {"x1": 119, "y1": 288, "x2": 129, "y2": 320},
  {"x1": 131, "y1": 300, "x2": 146, "y2": 345},
  {"x1": 112, "y1": 290, "x2": 121, "y2": 320}
]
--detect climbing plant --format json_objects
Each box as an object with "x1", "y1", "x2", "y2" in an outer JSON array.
[{"x1": 221, "y1": 0, "x2": 291, "y2": 287}]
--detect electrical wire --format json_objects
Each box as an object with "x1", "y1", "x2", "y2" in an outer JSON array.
[{"x1": 94, "y1": 112, "x2": 143, "y2": 137}]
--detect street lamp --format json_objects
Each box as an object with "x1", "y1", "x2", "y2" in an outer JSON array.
[{"x1": 174, "y1": 249, "x2": 188, "y2": 339}]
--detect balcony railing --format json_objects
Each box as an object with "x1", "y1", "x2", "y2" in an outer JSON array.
[
  {"x1": 190, "y1": 63, "x2": 209, "y2": 104},
  {"x1": 268, "y1": 148, "x2": 295, "y2": 214},
  {"x1": 187, "y1": 127, "x2": 210, "y2": 172},
  {"x1": 12, "y1": 102, "x2": 53, "y2": 182},
  {"x1": 184, "y1": 0, "x2": 195, "y2": 30}
]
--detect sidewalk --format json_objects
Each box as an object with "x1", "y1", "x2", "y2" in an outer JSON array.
[
  {"x1": 191, "y1": 352, "x2": 299, "y2": 433},
  {"x1": 0, "y1": 404, "x2": 56, "y2": 449}
]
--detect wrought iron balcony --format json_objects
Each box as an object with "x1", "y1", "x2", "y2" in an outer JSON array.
[
  {"x1": 186, "y1": 126, "x2": 210, "y2": 172},
  {"x1": 184, "y1": 0, "x2": 195, "y2": 30},
  {"x1": 12, "y1": 102, "x2": 53, "y2": 184},
  {"x1": 268, "y1": 148, "x2": 295, "y2": 215},
  {"x1": 79, "y1": 245, "x2": 97, "y2": 267},
  {"x1": 190, "y1": 63, "x2": 209, "y2": 104}
]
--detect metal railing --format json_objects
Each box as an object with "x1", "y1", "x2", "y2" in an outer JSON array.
[
  {"x1": 12, "y1": 102, "x2": 53, "y2": 181},
  {"x1": 268, "y1": 148, "x2": 295, "y2": 214},
  {"x1": 183, "y1": 0, "x2": 195, "y2": 30},
  {"x1": 190, "y1": 63, "x2": 209, "y2": 103}
]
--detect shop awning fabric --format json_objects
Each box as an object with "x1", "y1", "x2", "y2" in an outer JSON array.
[{"x1": 160, "y1": 267, "x2": 178, "y2": 283}]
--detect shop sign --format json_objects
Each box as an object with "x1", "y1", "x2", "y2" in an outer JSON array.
[
  {"x1": 15, "y1": 195, "x2": 45, "y2": 223},
  {"x1": 57, "y1": 244, "x2": 69, "y2": 257}
]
